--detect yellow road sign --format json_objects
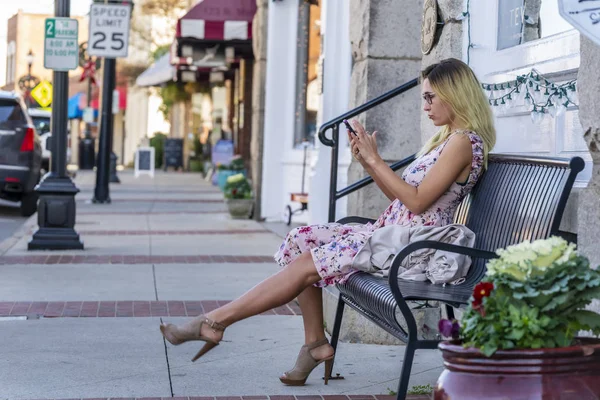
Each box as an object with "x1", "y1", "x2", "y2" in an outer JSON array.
[{"x1": 30, "y1": 81, "x2": 53, "y2": 108}]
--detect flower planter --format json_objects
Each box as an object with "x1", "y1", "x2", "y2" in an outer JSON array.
[
  {"x1": 226, "y1": 198, "x2": 254, "y2": 219},
  {"x1": 435, "y1": 338, "x2": 600, "y2": 399}
]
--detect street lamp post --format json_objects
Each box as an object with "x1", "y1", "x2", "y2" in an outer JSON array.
[
  {"x1": 78, "y1": 45, "x2": 97, "y2": 170},
  {"x1": 28, "y1": 0, "x2": 84, "y2": 250},
  {"x1": 25, "y1": 50, "x2": 34, "y2": 108}
]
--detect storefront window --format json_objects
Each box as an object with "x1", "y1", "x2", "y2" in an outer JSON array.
[
  {"x1": 294, "y1": 1, "x2": 321, "y2": 147},
  {"x1": 497, "y1": 0, "x2": 573, "y2": 50}
]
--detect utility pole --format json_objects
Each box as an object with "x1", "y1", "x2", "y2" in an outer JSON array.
[{"x1": 29, "y1": 0, "x2": 84, "y2": 250}]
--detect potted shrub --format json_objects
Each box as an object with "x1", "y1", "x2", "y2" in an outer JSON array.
[
  {"x1": 435, "y1": 237, "x2": 600, "y2": 399},
  {"x1": 223, "y1": 173, "x2": 253, "y2": 219}
]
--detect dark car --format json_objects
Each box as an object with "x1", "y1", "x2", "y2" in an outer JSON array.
[{"x1": 0, "y1": 91, "x2": 42, "y2": 216}]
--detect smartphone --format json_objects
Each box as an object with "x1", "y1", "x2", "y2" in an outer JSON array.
[{"x1": 343, "y1": 119, "x2": 357, "y2": 136}]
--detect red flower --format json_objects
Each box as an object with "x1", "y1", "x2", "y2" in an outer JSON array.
[
  {"x1": 232, "y1": 188, "x2": 238, "y2": 196},
  {"x1": 471, "y1": 281, "x2": 494, "y2": 309}
]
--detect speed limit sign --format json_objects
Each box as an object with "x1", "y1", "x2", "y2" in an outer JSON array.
[{"x1": 88, "y1": 3, "x2": 131, "y2": 58}]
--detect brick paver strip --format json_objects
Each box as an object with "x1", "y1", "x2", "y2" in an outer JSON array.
[
  {"x1": 0, "y1": 301, "x2": 302, "y2": 317},
  {"x1": 77, "y1": 198, "x2": 224, "y2": 203},
  {"x1": 0, "y1": 255, "x2": 274, "y2": 265},
  {"x1": 78, "y1": 211, "x2": 228, "y2": 215},
  {"x1": 77, "y1": 229, "x2": 270, "y2": 236},
  {"x1": 8, "y1": 396, "x2": 431, "y2": 400}
]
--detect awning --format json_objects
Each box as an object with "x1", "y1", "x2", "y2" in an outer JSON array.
[
  {"x1": 136, "y1": 53, "x2": 176, "y2": 87},
  {"x1": 176, "y1": 0, "x2": 257, "y2": 41}
]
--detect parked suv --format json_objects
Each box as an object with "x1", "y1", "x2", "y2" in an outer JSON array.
[
  {"x1": 28, "y1": 108, "x2": 51, "y2": 172},
  {"x1": 0, "y1": 91, "x2": 42, "y2": 216}
]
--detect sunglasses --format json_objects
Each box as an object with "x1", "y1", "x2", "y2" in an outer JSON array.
[{"x1": 422, "y1": 93, "x2": 436, "y2": 105}]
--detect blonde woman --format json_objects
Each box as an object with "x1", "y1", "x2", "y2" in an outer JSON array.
[{"x1": 160, "y1": 58, "x2": 496, "y2": 385}]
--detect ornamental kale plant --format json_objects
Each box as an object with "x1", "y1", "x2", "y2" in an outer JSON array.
[
  {"x1": 223, "y1": 173, "x2": 253, "y2": 199},
  {"x1": 439, "y1": 237, "x2": 600, "y2": 356}
]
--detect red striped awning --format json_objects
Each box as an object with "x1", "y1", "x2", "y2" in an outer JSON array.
[{"x1": 176, "y1": 0, "x2": 257, "y2": 41}]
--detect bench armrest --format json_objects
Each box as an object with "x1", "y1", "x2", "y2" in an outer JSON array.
[
  {"x1": 336, "y1": 216, "x2": 377, "y2": 225},
  {"x1": 387, "y1": 240, "x2": 498, "y2": 291}
]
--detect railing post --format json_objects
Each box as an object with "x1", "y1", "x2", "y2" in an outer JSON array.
[{"x1": 328, "y1": 124, "x2": 340, "y2": 222}]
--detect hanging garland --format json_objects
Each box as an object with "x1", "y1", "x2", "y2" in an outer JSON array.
[{"x1": 482, "y1": 71, "x2": 578, "y2": 123}]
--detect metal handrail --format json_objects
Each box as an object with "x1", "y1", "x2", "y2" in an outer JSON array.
[{"x1": 317, "y1": 77, "x2": 419, "y2": 222}]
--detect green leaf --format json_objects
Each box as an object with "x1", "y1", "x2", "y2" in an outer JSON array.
[{"x1": 572, "y1": 310, "x2": 600, "y2": 332}]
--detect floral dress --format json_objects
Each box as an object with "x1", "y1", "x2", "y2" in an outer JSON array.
[{"x1": 274, "y1": 131, "x2": 485, "y2": 288}]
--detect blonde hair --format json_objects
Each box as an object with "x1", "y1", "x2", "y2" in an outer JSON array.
[{"x1": 418, "y1": 58, "x2": 496, "y2": 168}]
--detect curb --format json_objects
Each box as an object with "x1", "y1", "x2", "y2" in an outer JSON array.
[{"x1": 0, "y1": 214, "x2": 37, "y2": 256}]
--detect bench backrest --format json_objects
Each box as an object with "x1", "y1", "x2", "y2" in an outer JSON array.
[{"x1": 453, "y1": 154, "x2": 585, "y2": 284}]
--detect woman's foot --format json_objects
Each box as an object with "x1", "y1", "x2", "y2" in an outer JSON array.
[
  {"x1": 279, "y1": 339, "x2": 336, "y2": 386},
  {"x1": 160, "y1": 314, "x2": 226, "y2": 361}
]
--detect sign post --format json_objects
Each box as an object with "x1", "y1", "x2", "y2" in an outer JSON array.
[
  {"x1": 29, "y1": 0, "x2": 84, "y2": 251},
  {"x1": 90, "y1": 2, "x2": 132, "y2": 203},
  {"x1": 559, "y1": 0, "x2": 600, "y2": 46}
]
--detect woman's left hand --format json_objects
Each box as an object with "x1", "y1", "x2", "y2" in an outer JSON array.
[{"x1": 350, "y1": 119, "x2": 381, "y2": 167}]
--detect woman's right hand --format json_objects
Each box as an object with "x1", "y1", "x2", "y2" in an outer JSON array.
[{"x1": 347, "y1": 131, "x2": 370, "y2": 169}]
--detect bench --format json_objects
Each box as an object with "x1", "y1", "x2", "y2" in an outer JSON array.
[{"x1": 328, "y1": 154, "x2": 585, "y2": 400}]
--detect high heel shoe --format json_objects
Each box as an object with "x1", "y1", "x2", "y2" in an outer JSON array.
[
  {"x1": 159, "y1": 314, "x2": 226, "y2": 362},
  {"x1": 279, "y1": 338, "x2": 335, "y2": 386}
]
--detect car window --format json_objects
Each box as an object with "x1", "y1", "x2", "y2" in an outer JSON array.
[
  {"x1": 32, "y1": 116, "x2": 51, "y2": 134},
  {"x1": 0, "y1": 100, "x2": 26, "y2": 129}
]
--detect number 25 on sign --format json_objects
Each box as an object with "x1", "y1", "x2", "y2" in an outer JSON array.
[{"x1": 88, "y1": 3, "x2": 131, "y2": 58}]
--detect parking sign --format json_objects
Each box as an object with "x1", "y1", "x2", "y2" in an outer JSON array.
[
  {"x1": 88, "y1": 3, "x2": 131, "y2": 58},
  {"x1": 44, "y1": 18, "x2": 79, "y2": 70}
]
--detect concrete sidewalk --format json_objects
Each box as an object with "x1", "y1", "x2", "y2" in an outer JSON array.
[{"x1": 0, "y1": 170, "x2": 440, "y2": 400}]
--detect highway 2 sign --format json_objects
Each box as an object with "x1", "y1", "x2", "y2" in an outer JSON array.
[
  {"x1": 89, "y1": 3, "x2": 131, "y2": 58},
  {"x1": 44, "y1": 18, "x2": 79, "y2": 71}
]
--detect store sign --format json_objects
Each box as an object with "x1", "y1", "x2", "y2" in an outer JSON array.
[
  {"x1": 559, "y1": 0, "x2": 600, "y2": 46},
  {"x1": 44, "y1": 18, "x2": 79, "y2": 71},
  {"x1": 497, "y1": 0, "x2": 525, "y2": 50},
  {"x1": 89, "y1": 3, "x2": 131, "y2": 58}
]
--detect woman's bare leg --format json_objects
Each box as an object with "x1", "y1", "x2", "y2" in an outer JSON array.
[
  {"x1": 295, "y1": 285, "x2": 334, "y2": 360},
  {"x1": 197, "y1": 252, "x2": 322, "y2": 341}
]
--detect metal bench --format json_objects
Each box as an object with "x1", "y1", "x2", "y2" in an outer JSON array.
[{"x1": 328, "y1": 154, "x2": 585, "y2": 400}]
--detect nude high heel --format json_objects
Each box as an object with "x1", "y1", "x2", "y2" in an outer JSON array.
[
  {"x1": 279, "y1": 338, "x2": 335, "y2": 386},
  {"x1": 159, "y1": 314, "x2": 226, "y2": 362}
]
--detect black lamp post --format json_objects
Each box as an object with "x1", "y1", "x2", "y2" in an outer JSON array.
[
  {"x1": 78, "y1": 43, "x2": 97, "y2": 170},
  {"x1": 28, "y1": 0, "x2": 84, "y2": 250},
  {"x1": 25, "y1": 49, "x2": 35, "y2": 107}
]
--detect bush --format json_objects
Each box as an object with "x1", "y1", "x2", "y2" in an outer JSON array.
[
  {"x1": 150, "y1": 132, "x2": 167, "y2": 168},
  {"x1": 223, "y1": 173, "x2": 252, "y2": 199},
  {"x1": 439, "y1": 237, "x2": 600, "y2": 357}
]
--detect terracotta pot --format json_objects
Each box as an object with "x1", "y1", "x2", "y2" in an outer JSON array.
[
  {"x1": 226, "y1": 198, "x2": 254, "y2": 219},
  {"x1": 435, "y1": 338, "x2": 600, "y2": 400}
]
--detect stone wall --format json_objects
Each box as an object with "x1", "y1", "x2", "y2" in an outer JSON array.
[
  {"x1": 251, "y1": 0, "x2": 268, "y2": 220},
  {"x1": 577, "y1": 37, "x2": 600, "y2": 269},
  {"x1": 346, "y1": 0, "x2": 423, "y2": 219}
]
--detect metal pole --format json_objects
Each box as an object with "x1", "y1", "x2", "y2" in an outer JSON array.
[
  {"x1": 327, "y1": 125, "x2": 339, "y2": 223},
  {"x1": 79, "y1": 70, "x2": 96, "y2": 169},
  {"x1": 93, "y1": 58, "x2": 116, "y2": 203},
  {"x1": 28, "y1": 0, "x2": 84, "y2": 250}
]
